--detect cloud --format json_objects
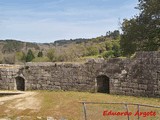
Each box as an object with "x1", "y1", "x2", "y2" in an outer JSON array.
[
  {"x1": 0, "y1": 0, "x2": 139, "y2": 42},
  {"x1": 0, "y1": 17, "x2": 118, "y2": 43}
]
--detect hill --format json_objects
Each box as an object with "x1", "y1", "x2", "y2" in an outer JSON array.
[{"x1": 0, "y1": 32, "x2": 121, "y2": 64}]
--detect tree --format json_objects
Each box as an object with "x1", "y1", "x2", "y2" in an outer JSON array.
[
  {"x1": 120, "y1": 0, "x2": 160, "y2": 56},
  {"x1": 105, "y1": 41, "x2": 113, "y2": 51},
  {"x1": 137, "y1": 0, "x2": 160, "y2": 50},
  {"x1": 85, "y1": 46, "x2": 99, "y2": 56},
  {"x1": 2, "y1": 40, "x2": 23, "y2": 53},
  {"x1": 120, "y1": 19, "x2": 139, "y2": 56},
  {"x1": 0, "y1": 52, "x2": 3, "y2": 64},
  {"x1": 103, "y1": 40, "x2": 121, "y2": 58},
  {"x1": 37, "y1": 51, "x2": 43, "y2": 57},
  {"x1": 3, "y1": 54, "x2": 15, "y2": 64},
  {"x1": 102, "y1": 50, "x2": 114, "y2": 58},
  {"x1": 26, "y1": 49, "x2": 35, "y2": 62},
  {"x1": 106, "y1": 30, "x2": 120, "y2": 39},
  {"x1": 15, "y1": 51, "x2": 26, "y2": 63},
  {"x1": 47, "y1": 49, "x2": 56, "y2": 62},
  {"x1": 112, "y1": 40, "x2": 121, "y2": 57}
]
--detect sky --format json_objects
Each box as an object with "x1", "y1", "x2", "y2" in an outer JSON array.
[{"x1": 0, "y1": 0, "x2": 139, "y2": 43}]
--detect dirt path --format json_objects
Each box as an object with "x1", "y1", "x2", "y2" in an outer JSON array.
[{"x1": 0, "y1": 91, "x2": 40, "y2": 111}]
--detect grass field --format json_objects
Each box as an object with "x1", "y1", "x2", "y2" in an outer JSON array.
[{"x1": 0, "y1": 91, "x2": 160, "y2": 120}]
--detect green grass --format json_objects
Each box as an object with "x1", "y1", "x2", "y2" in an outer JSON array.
[{"x1": 32, "y1": 57, "x2": 50, "y2": 62}]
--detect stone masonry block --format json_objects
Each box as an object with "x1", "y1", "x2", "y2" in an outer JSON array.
[{"x1": 138, "y1": 84, "x2": 147, "y2": 90}]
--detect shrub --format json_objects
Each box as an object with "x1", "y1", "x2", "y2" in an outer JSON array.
[
  {"x1": 85, "y1": 46, "x2": 99, "y2": 56},
  {"x1": 26, "y1": 49, "x2": 35, "y2": 62},
  {"x1": 47, "y1": 49, "x2": 56, "y2": 62},
  {"x1": 32, "y1": 57, "x2": 50, "y2": 62},
  {"x1": 102, "y1": 50, "x2": 114, "y2": 58}
]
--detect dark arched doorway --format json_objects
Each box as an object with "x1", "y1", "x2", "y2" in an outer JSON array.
[
  {"x1": 96, "y1": 75, "x2": 110, "y2": 93},
  {"x1": 16, "y1": 77, "x2": 25, "y2": 91}
]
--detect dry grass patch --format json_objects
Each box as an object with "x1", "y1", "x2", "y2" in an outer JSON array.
[
  {"x1": 36, "y1": 91, "x2": 160, "y2": 120},
  {"x1": 0, "y1": 91, "x2": 159, "y2": 120}
]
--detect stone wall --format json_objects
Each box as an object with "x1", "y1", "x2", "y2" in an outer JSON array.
[
  {"x1": 0, "y1": 51, "x2": 159, "y2": 98},
  {"x1": 0, "y1": 65, "x2": 21, "y2": 90}
]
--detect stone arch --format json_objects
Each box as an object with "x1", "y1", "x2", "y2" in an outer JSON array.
[
  {"x1": 15, "y1": 76, "x2": 25, "y2": 91},
  {"x1": 96, "y1": 75, "x2": 110, "y2": 93}
]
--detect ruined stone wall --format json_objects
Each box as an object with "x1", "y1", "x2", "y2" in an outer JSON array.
[
  {"x1": 0, "y1": 51, "x2": 159, "y2": 98},
  {"x1": 22, "y1": 59, "x2": 126, "y2": 93},
  {"x1": 22, "y1": 62, "x2": 97, "y2": 92},
  {"x1": 0, "y1": 65, "x2": 21, "y2": 90},
  {"x1": 121, "y1": 52, "x2": 160, "y2": 97}
]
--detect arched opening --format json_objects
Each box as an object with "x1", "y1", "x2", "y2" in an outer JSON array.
[
  {"x1": 15, "y1": 76, "x2": 25, "y2": 91},
  {"x1": 96, "y1": 75, "x2": 110, "y2": 93}
]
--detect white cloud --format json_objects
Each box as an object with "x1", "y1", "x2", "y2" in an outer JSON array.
[{"x1": 0, "y1": 0, "x2": 139, "y2": 42}]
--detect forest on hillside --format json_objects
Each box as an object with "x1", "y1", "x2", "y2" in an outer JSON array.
[
  {"x1": 0, "y1": 0, "x2": 159, "y2": 64},
  {"x1": 0, "y1": 31, "x2": 121, "y2": 64}
]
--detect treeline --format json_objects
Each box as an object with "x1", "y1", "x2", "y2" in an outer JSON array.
[
  {"x1": 45, "y1": 33, "x2": 121, "y2": 62},
  {"x1": 0, "y1": 31, "x2": 121, "y2": 64}
]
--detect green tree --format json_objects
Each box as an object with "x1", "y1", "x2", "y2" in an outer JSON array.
[
  {"x1": 121, "y1": 18, "x2": 139, "y2": 56},
  {"x1": 15, "y1": 51, "x2": 26, "y2": 63},
  {"x1": 85, "y1": 46, "x2": 99, "y2": 56},
  {"x1": 37, "y1": 51, "x2": 43, "y2": 57},
  {"x1": 105, "y1": 41, "x2": 113, "y2": 51},
  {"x1": 112, "y1": 40, "x2": 121, "y2": 57},
  {"x1": 120, "y1": 0, "x2": 160, "y2": 56},
  {"x1": 138, "y1": 0, "x2": 160, "y2": 50},
  {"x1": 47, "y1": 49, "x2": 56, "y2": 62},
  {"x1": 26, "y1": 49, "x2": 35, "y2": 62},
  {"x1": 106, "y1": 30, "x2": 120, "y2": 39},
  {"x1": 102, "y1": 50, "x2": 114, "y2": 58}
]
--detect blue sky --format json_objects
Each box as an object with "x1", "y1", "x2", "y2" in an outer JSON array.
[{"x1": 0, "y1": 0, "x2": 139, "y2": 43}]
